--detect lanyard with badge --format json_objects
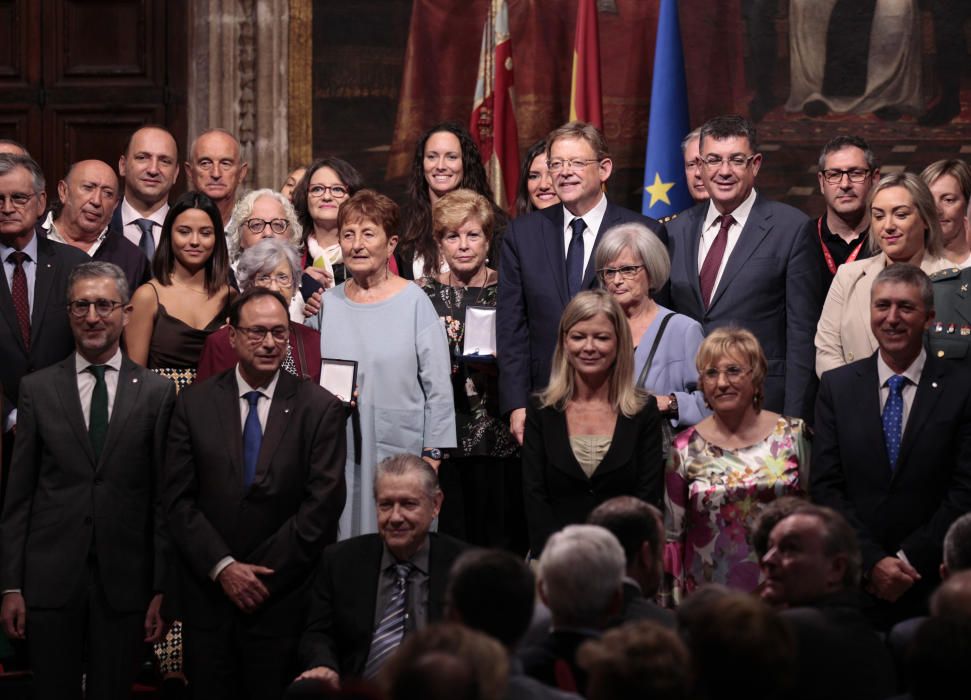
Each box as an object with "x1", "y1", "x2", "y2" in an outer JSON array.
[{"x1": 817, "y1": 217, "x2": 864, "y2": 276}]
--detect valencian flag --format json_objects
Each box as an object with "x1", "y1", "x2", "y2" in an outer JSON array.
[
  {"x1": 569, "y1": 0, "x2": 603, "y2": 129},
  {"x1": 641, "y1": 0, "x2": 692, "y2": 219},
  {"x1": 470, "y1": 0, "x2": 520, "y2": 213}
]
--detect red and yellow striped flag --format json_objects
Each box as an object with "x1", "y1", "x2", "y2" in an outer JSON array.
[{"x1": 569, "y1": 0, "x2": 603, "y2": 129}]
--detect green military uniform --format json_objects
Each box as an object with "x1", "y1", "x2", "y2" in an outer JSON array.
[{"x1": 929, "y1": 266, "x2": 971, "y2": 366}]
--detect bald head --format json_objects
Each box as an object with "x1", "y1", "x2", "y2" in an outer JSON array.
[
  {"x1": 186, "y1": 129, "x2": 248, "y2": 222},
  {"x1": 932, "y1": 570, "x2": 971, "y2": 622},
  {"x1": 119, "y1": 126, "x2": 179, "y2": 211},
  {"x1": 0, "y1": 140, "x2": 29, "y2": 158},
  {"x1": 55, "y1": 160, "x2": 119, "y2": 243}
]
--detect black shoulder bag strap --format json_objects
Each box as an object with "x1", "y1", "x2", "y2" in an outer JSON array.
[{"x1": 636, "y1": 313, "x2": 674, "y2": 389}]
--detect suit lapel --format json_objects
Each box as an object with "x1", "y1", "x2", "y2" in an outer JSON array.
[
  {"x1": 684, "y1": 205, "x2": 707, "y2": 313},
  {"x1": 0, "y1": 260, "x2": 26, "y2": 354},
  {"x1": 30, "y1": 238, "x2": 57, "y2": 348},
  {"x1": 857, "y1": 357, "x2": 893, "y2": 475},
  {"x1": 215, "y1": 371, "x2": 245, "y2": 484},
  {"x1": 55, "y1": 355, "x2": 96, "y2": 468},
  {"x1": 544, "y1": 407, "x2": 594, "y2": 482},
  {"x1": 540, "y1": 206, "x2": 570, "y2": 305},
  {"x1": 895, "y1": 358, "x2": 945, "y2": 475},
  {"x1": 98, "y1": 357, "x2": 143, "y2": 469},
  {"x1": 253, "y1": 372, "x2": 296, "y2": 486},
  {"x1": 708, "y1": 199, "x2": 771, "y2": 310},
  {"x1": 579, "y1": 200, "x2": 618, "y2": 290},
  {"x1": 854, "y1": 259, "x2": 882, "y2": 356}
]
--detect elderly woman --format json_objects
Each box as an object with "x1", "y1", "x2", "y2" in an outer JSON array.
[
  {"x1": 594, "y1": 222, "x2": 708, "y2": 428},
  {"x1": 816, "y1": 173, "x2": 950, "y2": 376},
  {"x1": 664, "y1": 327, "x2": 808, "y2": 606},
  {"x1": 514, "y1": 139, "x2": 559, "y2": 216},
  {"x1": 921, "y1": 159, "x2": 971, "y2": 268},
  {"x1": 197, "y1": 238, "x2": 321, "y2": 382},
  {"x1": 312, "y1": 189, "x2": 455, "y2": 539},
  {"x1": 418, "y1": 189, "x2": 522, "y2": 550},
  {"x1": 522, "y1": 290, "x2": 663, "y2": 556}
]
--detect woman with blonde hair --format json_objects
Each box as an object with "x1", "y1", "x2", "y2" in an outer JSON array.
[{"x1": 522, "y1": 289, "x2": 663, "y2": 555}]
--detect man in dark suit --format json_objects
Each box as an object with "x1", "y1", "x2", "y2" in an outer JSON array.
[
  {"x1": 164, "y1": 287, "x2": 346, "y2": 700},
  {"x1": 0, "y1": 153, "x2": 89, "y2": 503},
  {"x1": 45, "y1": 159, "x2": 150, "y2": 295},
  {"x1": 293, "y1": 454, "x2": 467, "y2": 692},
  {"x1": 0, "y1": 261, "x2": 175, "y2": 699},
  {"x1": 498, "y1": 121, "x2": 664, "y2": 443},
  {"x1": 666, "y1": 114, "x2": 824, "y2": 420},
  {"x1": 812, "y1": 264, "x2": 971, "y2": 626}
]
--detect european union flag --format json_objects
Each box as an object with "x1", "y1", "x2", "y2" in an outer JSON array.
[{"x1": 641, "y1": 0, "x2": 692, "y2": 219}]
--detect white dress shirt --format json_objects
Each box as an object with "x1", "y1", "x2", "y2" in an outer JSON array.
[
  {"x1": 562, "y1": 193, "x2": 608, "y2": 276},
  {"x1": 120, "y1": 198, "x2": 168, "y2": 250},
  {"x1": 876, "y1": 348, "x2": 925, "y2": 433},
  {"x1": 48, "y1": 224, "x2": 108, "y2": 257},
  {"x1": 697, "y1": 188, "x2": 758, "y2": 295},
  {"x1": 75, "y1": 349, "x2": 123, "y2": 426}
]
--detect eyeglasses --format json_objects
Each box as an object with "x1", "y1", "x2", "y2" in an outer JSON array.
[
  {"x1": 701, "y1": 365, "x2": 753, "y2": 383},
  {"x1": 821, "y1": 168, "x2": 871, "y2": 184},
  {"x1": 701, "y1": 155, "x2": 757, "y2": 170},
  {"x1": 547, "y1": 158, "x2": 601, "y2": 173},
  {"x1": 66, "y1": 299, "x2": 125, "y2": 318},
  {"x1": 308, "y1": 184, "x2": 349, "y2": 199},
  {"x1": 254, "y1": 272, "x2": 293, "y2": 287},
  {"x1": 0, "y1": 192, "x2": 38, "y2": 209},
  {"x1": 597, "y1": 265, "x2": 644, "y2": 282},
  {"x1": 244, "y1": 218, "x2": 290, "y2": 234},
  {"x1": 234, "y1": 325, "x2": 289, "y2": 343}
]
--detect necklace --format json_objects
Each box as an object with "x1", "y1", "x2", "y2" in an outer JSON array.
[
  {"x1": 170, "y1": 278, "x2": 209, "y2": 295},
  {"x1": 443, "y1": 270, "x2": 491, "y2": 354}
]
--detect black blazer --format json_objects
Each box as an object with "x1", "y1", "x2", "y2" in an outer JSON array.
[
  {"x1": 164, "y1": 369, "x2": 347, "y2": 636},
  {"x1": 298, "y1": 532, "x2": 469, "y2": 678},
  {"x1": 497, "y1": 202, "x2": 664, "y2": 415},
  {"x1": 94, "y1": 224, "x2": 151, "y2": 294},
  {"x1": 521, "y1": 397, "x2": 663, "y2": 555},
  {"x1": 0, "y1": 354, "x2": 175, "y2": 611}
]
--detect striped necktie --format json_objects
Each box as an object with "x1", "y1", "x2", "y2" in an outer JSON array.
[{"x1": 363, "y1": 562, "x2": 414, "y2": 678}]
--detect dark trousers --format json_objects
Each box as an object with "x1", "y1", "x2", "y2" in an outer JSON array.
[
  {"x1": 183, "y1": 617, "x2": 298, "y2": 700},
  {"x1": 26, "y1": 558, "x2": 144, "y2": 700}
]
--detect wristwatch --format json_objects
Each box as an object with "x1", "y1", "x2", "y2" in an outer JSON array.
[
  {"x1": 422, "y1": 448, "x2": 443, "y2": 460},
  {"x1": 663, "y1": 393, "x2": 679, "y2": 420}
]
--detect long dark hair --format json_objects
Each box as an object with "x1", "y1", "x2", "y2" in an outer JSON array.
[
  {"x1": 152, "y1": 190, "x2": 230, "y2": 296},
  {"x1": 291, "y1": 156, "x2": 365, "y2": 245},
  {"x1": 514, "y1": 139, "x2": 548, "y2": 216}
]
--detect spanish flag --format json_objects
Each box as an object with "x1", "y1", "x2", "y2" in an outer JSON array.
[
  {"x1": 569, "y1": 0, "x2": 603, "y2": 129},
  {"x1": 470, "y1": 0, "x2": 520, "y2": 213}
]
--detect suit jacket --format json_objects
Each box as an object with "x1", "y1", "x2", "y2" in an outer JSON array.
[
  {"x1": 0, "y1": 354, "x2": 175, "y2": 611},
  {"x1": 92, "y1": 227, "x2": 151, "y2": 295},
  {"x1": 811, "y1": 353, "x2": 971, "y2": 583},
  {"x1": 298, "y1": 532, "x2": 468, "y2": 677},
  {"x1": 197, "y1": 322, "x2": 322, "y2": 384},
  {"x1": 816, "y1": 252, "x2": 950, "y2": 377},
  {"x1": 521, "y1": 397, "x2": 663, "y2": 555},
  {"x1": 517, "y1": 629, "x2": 599, "y2": 696},
  {"x1": 666, "y1": 197, "x2": 823, "y2": 420},
  {"x1": 497, "y1": 202, "x2": 664, "y2": 414},
  {"x1": 164, "y1": 368, "x2": 347, "y2": 636},
  {"x1": 616, "y1": 580, "x2": 675, "y2": 628}
]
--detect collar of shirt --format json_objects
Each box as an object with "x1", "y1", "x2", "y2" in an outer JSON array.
[
  {"x1": 235, "y1": 365, "x2": 281, "y2": 402},
  {"x1": 877, "y1": 348, "x2": 925, "y2": 388},
  {"x1": 820, "y1": 215, "x2": 869, "y2": 246},
  {"x1": 75, "y1": 347, "x2": 123, "y2": 375},
  {"x1": 121, "y1": 198, "x2": 168, "y2": 228},
  {"x1": 1, "y1": 230, "x2": 40, "y2": 271},
  {"x1": 380, "y1": 536, "x2": 431, "y2": 577},
  {"x1": 48, "y1": 223, "x2": 108, "y2": 248},
  {"x1": 702, "y1": 187, "x2": 758, "y2": 234},
  {"x1": 562, "y1": 191, "x2": 608, "y2": 240}
]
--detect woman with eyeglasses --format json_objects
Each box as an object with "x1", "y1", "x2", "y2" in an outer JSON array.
[
  {"x1": 663, "y1": 327, "x2": 808, "y2": 606},
  {"x1": 197, "y1": 238, "x2": 321, "y2": 383},
  {"x1": 594, "y1": 223, "x2": 708, "y2": 431}
]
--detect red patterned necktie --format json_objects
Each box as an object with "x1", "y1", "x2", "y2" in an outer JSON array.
[
  {"x1": 698, "y1": 214, "x2": 734, "y2": 308},
  {"x1": 8, "y1": 250, "x2": 31, "y2": 350}
]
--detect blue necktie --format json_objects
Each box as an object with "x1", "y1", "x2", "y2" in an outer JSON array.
[
  {"x1": 882, "y1": 374, "x2": 906, "y2": 469},
  {"x1": 566, "y1": 217, "x2": 586, "y2": 297},
  {"x1": 135, "y1": 218, "x2": 156, "y2": 260},
  {"x1": 242, "y1": 391, "x2": 263, "y2": 489},
  {"x1": 363, "y1": 563, "x2": 413, "y2": 678}
]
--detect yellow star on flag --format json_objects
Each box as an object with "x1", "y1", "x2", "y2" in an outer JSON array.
[{"x1": 644, "y1": 172, "x2": 675, "y2": 208}]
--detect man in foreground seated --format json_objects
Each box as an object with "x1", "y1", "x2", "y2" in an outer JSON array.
[{"x1": 293, "y1": 454, "x2": 467, "y2": 691}]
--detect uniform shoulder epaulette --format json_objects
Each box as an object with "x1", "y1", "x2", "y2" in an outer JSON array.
[
  {"x1": 929, "y1": 267, "x2": 962, "y2": 283},
  {"x1": 659, "y1": 212, "x2": 679, "y2": 224}
]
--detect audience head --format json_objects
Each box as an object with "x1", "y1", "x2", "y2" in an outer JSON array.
[
  {"x1": 931, "y1": 570, "x2": 971, "y2": 623},
  {"x1": 537, "y1": 524, "x2": 625, "y2": 629},
  {"x1": 515, "y1": 139, "x2": 559, "y2": 215},
  {"x1": 681, "y1": 127, "x2": 708, "y2": 203},
  {"x1": 292, "y1": 156, "x2": 364, "y2": 242},
  {"x1": 445, "y1": 549, "x2": 535, "y2": 650},
  {"x1": 907, "y1": 616, "x2": 971, "y2": 700},
  {"x1": 280, "y1": 165, "x2": 308, "y2": 202},
  {"x1": 0, "y1": 139, "x2": 29, "y2": 157},
  {"x1": 546, "y1": 120, "x2": 612, "y2": 217},
  {"x1": 695, "y1": 326, "x2": 768, "y2": 414},
  {"x1": 235, "y1": 238, "x2": 301, "y2": 302},
  {"x1": 577, "y1": 621, "x2": 691, "y2": 700},
  {"x1": 227, "y1": 188, "x2": 302, "y2": 262},
  {"x1": 118, "y1": 125, "x2": 180, "y2": 209},
  {"x1": 760, "y1": 504, "x2": 861, "y2": 607},
  {"x1": 869, "y1": 263, "x2": 934, "y2": 369},
  {"x1": 153, "y1": 190, "x2": 229, "y2": 295},
  {"x1": 594, "y1": 222, "x2": 670, "y2": 307},
  {"x1": 750, "y1": 495, "x2": 807, "y2": 560},
  {"x1": 432, "y1": 188, "x2": 493, "y2": 280},
  {"x1": 0, "y1": 153, "x2": 47, "y2": 244},
  {"x1": 920, "y1": 159, "x2": 971, "y2": 252},
  {"x1": 227, "y1": 286, "x2": 290, "y2": 385},
  {"x1": 943, "y1": 513, "x2": 971, "y2": 579},
  {"x1": 868, "y1": 172, "x2": 943, "y2": 260},
  {"x1": 372, "y1": 454, "x2": 443, "y2": 561},
  {"x1": 816, "y1": 135, "x2": 879, "y2": 226},
  {"x1": 337, "y1": 189, "x2": 399, "y2": 283},
  {"x1": 587, "y1": 496, "x2": 664, "y2": 596},
  {"x1": 698, "y1": 114, "x2": 761, "y2": 215},
  {"x1": 185, "y1": 128, "x2": 248, "y2": 216},
  {"x1": 54, "y1": 160, "x2": 119, "y2": 241},
  {"x1": 66, "y1": 261, "x2": 131, "y2": 364}
]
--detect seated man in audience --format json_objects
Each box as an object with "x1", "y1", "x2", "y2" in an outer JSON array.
[
  {"x1": 905, "y1": 573, "x2": 971, "y2": 700},
  {"x1": 760, "y1": 504, "x2": 896, "y2": 700},
  {"x1": 518, "y1": 525, "x2": 625, "y2": 695},
  {"x1": 185, "y1": 128, "x2": 248, "y2": 227},
  {"x1": 587, "y1": 496, "x2": 674, "y2": 627},
  {"x1": 293, "y1": 454, "x2": 467, "y2": 691}
]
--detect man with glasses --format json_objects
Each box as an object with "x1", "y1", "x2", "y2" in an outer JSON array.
[
  {"x1": 802, "y1": 136, "x2": 879, "y2": 290},
  {"x1": 164, "y1": 286, "x2": 346, "y2": 699},
  {"x1": 0, "y1": 261, "x2": 175, "y2": 699},
  {"x1": 667, "y1": 114, "x2": 824, "y2": 421},
  {"x1": 185, "y1": 128, "x2": 249, "y2": 227},
  {"x1": 498, "y1": 121, "x2": 664, "y2": 444}
]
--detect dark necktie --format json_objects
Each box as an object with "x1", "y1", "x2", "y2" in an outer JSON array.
[
  {"x1": 8, "y1": 250, "x2": 31, "y2": 350},
  {"x1": 242, "y1": 390, "x2": 263, "y2": 489},
  {"x1": 882, "y1": 374, "x2": 906, "y2": 469},
  {"x1": 135, "y1": 218, "x2": 156, "y2": 260},
  {"x1": 698, "y1": 214, "x2": 735, "y2": 308},
  {"x1": 566, "y1": 217, "x2": 586, "y2": 297},
  {"x1": 88, "y1": 365, "x2": 109, "y2": 460},
  {"x1": 363, "y1": 562, "x2": 414, "y2": 678}
]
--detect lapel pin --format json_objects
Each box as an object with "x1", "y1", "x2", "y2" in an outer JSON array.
[
  {"x1": 947, "y1": 324, "x2": 956, "y2": 334},
  {"x1": 935, "y1": 322, "x2": 944, "y2": 333},
  {"x1": 962, "y1": 283, "x2": 968, "y2": 293},
  {"x1": 932, "y1": 382, "x2": 939, "y2": 388},
  {"x1": 284, "y1": 408, "x2": 290, "y2": 414},
  {"x1": 132, "y1": 378, "x2": 138, "y2": 383},
  {"x1": 962, "y1": 326, "x2": 971, "y2": 336}
]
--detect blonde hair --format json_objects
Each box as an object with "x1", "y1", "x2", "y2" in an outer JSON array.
[
  {"x1": 539, "y1": 290, "x2": 646, "y2": 417},
  {"x1": 432, "y1": 188, "x2": 495, "y2": 243},
  {"x1": 695, "y1": 327, "x2": 768, "y2": 411},
  {"x1": 868, "y1": 172, "x2": 943, "y2": 258}
]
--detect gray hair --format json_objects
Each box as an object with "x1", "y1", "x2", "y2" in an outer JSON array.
[
  {"x1": 373, "y1": 453, "x2": 441, "y2": 503},
  {"x1": 944, "y1": 513, "x2": 971, "y2": 573},
  {"x1": 872, "y1": 263, "x2": 934, "y2": 312},
  {"x1": 538, "y1": 524, "x2": 625, "y2": 628},
  {"x1": 680, "y1": 127, "x2": 702, "y2": 153},
  {"x1": 594, "y1": 222, "x2": 671, "y2": 295},
  {"x1": 235, "y1": 239, "x2": 302, "y2": 293},
  {"x1": 66, "y1": 261, "x2": 130, "y2": 304},
  {"x1": 817, "y1": 135, "x2": 879, "y2": 172},
  {"x1": 226, "y1": 188, "x2": 303, "y2": 261},
  {"x1": 0, "y1": 139, "x2": 29, "y2": 158},
  {"x1": 0, "y1": 153, "x2": 45, "y2": 193},
  {"x1": 868, "y1": 172, "x2": 943, "y2": 258}
]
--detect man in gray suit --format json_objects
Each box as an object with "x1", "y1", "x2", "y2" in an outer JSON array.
[
  {"x1": 0, "y1": 261, "x2": 175, "y2": 700},
  {"x1": 666, "y1": 115, "x2": 824, "y2": 420}
]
